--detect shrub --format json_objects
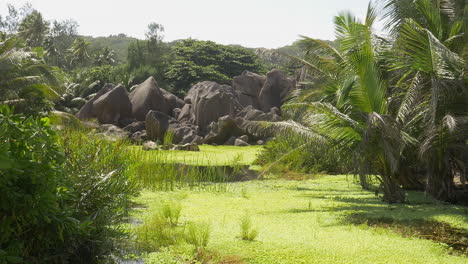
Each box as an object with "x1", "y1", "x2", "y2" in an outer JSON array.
[
  {"x1": 0, "y1": 109, "x2": 140, "y2": 262},
  {"x1": 185, "y1": 221, "x2": 211, "y2": 250},
  {"x1": 239, "y1": 213, "x2": 258, "y2": 241},
  {"x1": 0, "y1": 106, "x2": 75, "y2": 263},
  {"x1": 161, "y1": 200, "x2": 182, "y2": 226},
  {"x1": 256, "y1": 133, "x2": 352, "y2": 175},
  {"x1": 57, "y1": 128, "x2": 140, "y2": 261}
]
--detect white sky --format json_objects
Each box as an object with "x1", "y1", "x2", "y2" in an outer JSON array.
[{"x1": 1, "y1": 0, "x2": 376, "y2": 48}]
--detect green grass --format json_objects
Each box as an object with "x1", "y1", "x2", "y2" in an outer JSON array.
[
  {"x1": 130, "y1": 145, "x2": 262, "y2": 166},
  {"x1": 131, "y1": 175, "x2": 468, "y2": 264}
]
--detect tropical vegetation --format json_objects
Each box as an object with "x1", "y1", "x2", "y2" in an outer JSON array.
[
  {"x1": 0, "y1": 0, "x2": 466, "y2": 263},
  {"x1": 258, "y1": 0, "x2": 467, "y2": 203}
]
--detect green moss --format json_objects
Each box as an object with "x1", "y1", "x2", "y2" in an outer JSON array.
[{"x1": 133, "y1": 175, "x2": 468, "y2": 264}]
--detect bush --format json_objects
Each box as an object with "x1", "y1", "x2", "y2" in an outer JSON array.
[
  {"x1": 0, "y1": 107, "x2": 140, "y2": 263},
  {"x1": 256, "y1": 133, "x2": 352, "y2": 175},
  {"x1": 0, "y1": 106, "x2": 75, "y2": 263},
  {"x1": 58, "y1": 129, "x2": 140, "y2": 261}
]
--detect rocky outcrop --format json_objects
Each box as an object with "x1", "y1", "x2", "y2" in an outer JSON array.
[
  {"x1": 236, "y1": 105, "x2": 281, "y2": 122},
  {"x1": 145, "y1": 110, "x2": 200, "y2": 144},
  {"x1": 142, "y1": 141, "x2": 158, "y2": 151},
  {"x1": 92, "y1": 85, "x2": 133, "y2": 124},
  {"x1": 234, "y1": 138, "x2": 250, "y2": 146},
  {"x1": 75, "y1": 69, "x2": 295, "y2": 146},
  {"x1": 232, "y1": 71, "x2": 265, "y2": 108},
  {"x1": 130, "y1": 77, "x2": 173, "y2": 120},
  {"x1": 203, "y1": 116, "x2": 246, "y2": 145},
  {"x1": 258, "y1": 69, "x2": 295, "y2": 112},
  {"x1": 98, "y1": 124, "x2": 131, "y2": 141},
  {"x1": 76, "y1": 83, "x2": 115, "y2": 120},
  {"x1": 123, "y1": 121, "x2": 145, "y2": 134},
  {"x1": 185, "y1": 82, "x2": 243, "y2": 133}
]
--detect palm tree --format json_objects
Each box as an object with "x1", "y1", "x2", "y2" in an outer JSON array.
[
  {"x1": 381, "y1": 0, "x2": 467, "y2": 201},
  {"x1": 68, "y1": 37, "x2": 90, "y2": 67},
  {"x1": 278, "y1": 0, "x2": 467, "y2": 202},
  {"x1": 250, "y1": 4, "x2": 410, "y2": 203},
  {"x1": 94, "y1": 47, "x2": 115, "y2": 66},
  {"x1": 0, "y1": 37, "x2": 61, "y2": 113},
  {"x1": 17, "y1": 10, "x2": 49, "y2": 48}
]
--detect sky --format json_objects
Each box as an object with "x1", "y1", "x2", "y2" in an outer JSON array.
[{"x1": 1, "y1": 0, "x2": 376, "y2": 48}]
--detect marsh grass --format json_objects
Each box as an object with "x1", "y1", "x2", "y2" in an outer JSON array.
[
  {"x1": 134, "y1": 212, "x2": 182, "y2": 251},
  {"x1": 161, "y1": 200, "x2": 182, "y2": 226},
  {"x1": 239, "y1": 212, "x2": 258, "y2": 241},
  {"x1": 185, "y1": 221, "x2": 211, "y2": 250},
  {"x1": 132, "y1": 147, "x2": 252, "y2": 192}
]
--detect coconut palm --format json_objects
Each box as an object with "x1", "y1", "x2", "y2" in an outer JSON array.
[
  {"x1": 0, "y1": 37, "x2": 61, "y2": 113},
  {"x1": 381, "y1": 0, "x2": 467, "y2": 201},
  {"x1": 274, "y1": 0, "x2": 467, "y2": 203},
  {"x1": 68, "y1": 37, "x2": 90, "y2": 67},
  {"x1": 247, "y1": 4, "x2": 411, "y2": 203},
  {"x1": 94, "y1": 47, "x2": 116, "y2": 66},
  {"x1": 17, "y1": 10, "x2": 49, "y2": 48}
]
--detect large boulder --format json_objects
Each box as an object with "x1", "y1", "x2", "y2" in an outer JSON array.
[
  {"x1": 123, "y1": 121, "x2": 146, "y2": 134},
  {"x1": 98, "y1": 124, "x2": 131, "y2": 141},
  {"x1": 130, "y1": 77, "x2": 170, "y2": 121},
  {"x1": 203, "y1": 115, "x2": 246, "y2": 145},
  {"x1": 76, "y1": 83, "x2": 115, "y2": 120},
  {"x1": 145, "y1": 110, "x2": 172, "y2": 142},
  {"x1": 92, "y1": 84, "x2": 133, "y2": 124},
  {"x1": 185, "y1": 81, "x2": 243, "y2": 133},
  {"x1": 145, "y1": 110, "x2": 200, "y2": 144},
  {"x1": 232, "y1": 71, "x2": 265, "y2": 108},
  {"x1": 236, "y1": 105, "x2": 281, "y2": 122},
  {"x1": 258, "y1": 69, "x2": 295, "y2": 112}
]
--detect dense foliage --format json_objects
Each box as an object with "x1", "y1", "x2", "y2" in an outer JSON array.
[
  {"x1": 0, "y1": 107, "x2": 70, "y2": 263},
  {"x1": 259, "y1": 0, "x2": 467, "y2": 203},
  {"x1": 0, "y1": 107, "x2": 139, "y2": 263},
  {"x1": 256, "y1": 133, "x2": 351, "y2": 174},
  {"x1": 165, "y1": 39, "x2": 264, "y2": 95}
]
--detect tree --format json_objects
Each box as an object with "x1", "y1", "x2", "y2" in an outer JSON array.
[
  {"x1": 282, "y1": 4, "x2": 409, "y2": 203},
  {"x1": 68, "y1": 37, "x2": 90, "y2": 67},
  {"x1": 0, "y1": 37, "x2": 62, "y2": 114},
  {"x1": 381, "y1": 0, "x2": 467, "y2": 201},
  {"x1": 17, "y1": 10, "x2": 49, "y2": 47},
  {"x1": 94, "y1": 47, "x2": 116, "y2": 66},
  {"x1": 146, "y1": 22, "x2": 164, "y2": 44},
  {"x1": 0, "y1": 3, "x2": 33, "y2": 36},
  {"x1": 46, "y1": 19, "x2": 79, "y2": 68},
  {"x1": 261, "y1": 0, "x2": 467, "y2": 203},
  {"x1": 165, "y1": 39, "x2": 264, "y2": 94}
]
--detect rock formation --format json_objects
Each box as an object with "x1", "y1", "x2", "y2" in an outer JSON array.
[
  {"x1": 92, "y1": 84, "x2": 133, "y2": 124},
  {"x1": 75, "y1": 68, "x2": 295, "y2": 146}
]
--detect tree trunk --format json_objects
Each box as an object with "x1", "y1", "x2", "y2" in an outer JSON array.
[
  {"x1": 381, "y1": 174, "x2": 407, "y2": 203},
  {"x1": 426, "y1": 170, "x2": 456, "y2": 202}
]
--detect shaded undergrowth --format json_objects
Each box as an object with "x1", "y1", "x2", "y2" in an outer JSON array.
[{"x1": 347, "y1": 214, "x2": 468, "y2": 256}]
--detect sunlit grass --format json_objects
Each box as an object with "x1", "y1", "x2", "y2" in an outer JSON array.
[
  {"x1": 132, "y1": 175, "x2": 468, "y2": 264},
  {"x1": 129, "y1": 144, "x2": 262, "y2": 166}
]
